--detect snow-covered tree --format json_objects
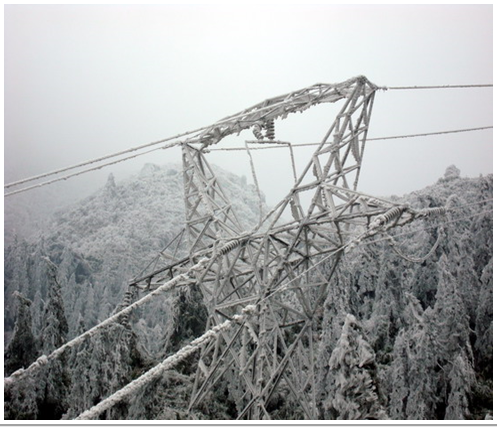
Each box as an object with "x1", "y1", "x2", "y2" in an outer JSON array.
[
  {"x1": 388, "y1": 330, "x2": 409, "y2": 419},
  {"x1": 315, "y1": 261, "x2": 355, "y2": 412},
  {"x1": 64, "y1": 323, "x2": 147, "y2": 419},
  {"x1": 363, "y1": 256, "x2": 404, "y2": 357},
  {"x1": 4, "y1": 292, "x2": 38, "y2": 375},
  {"x1": 470, "y1": 176, "x2": 493, "y2": 275},
  {"x1": 403, "y1": 294, "x2": 441, "y2": 420},
  {"x1": 434, "y1": 254, "x2": 473, "y2": 362},
  {"x1": 453, "y1": 232, "x2": 480, "y2": 324},
  {"x1": 442, "y1": 165, "x2": 461, "y2": 181},
  {"x1": 34, "y1": 257, "x2": 71, "y2": 419},
  {"x1": 4, "y1": 236, "x2": 30, "y2": 340},
  {"x1": 474, "y1": 259, "x2": 493, "y2": 378},
  {"x1": 445, "y1": 352, "x2": 475, "y2": 420},
  {"x1": 41, "y1": 257, "x2": 68, "y2": 354},
  {"x1": 322, "y1": 314, "x2": 387, "y2": 420},
  {"x1": 4, "y1": 373, "x2": 40, "y2": 420},
  {"x1": 168, "y1": 284, "x2": 208, "y2": 352}
]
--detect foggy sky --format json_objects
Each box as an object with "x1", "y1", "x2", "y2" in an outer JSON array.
[{"x1": 4, "y1": 4, "x2": 493, "y2": 207}]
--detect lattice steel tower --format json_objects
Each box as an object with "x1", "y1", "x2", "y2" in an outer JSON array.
[{"x1": 129, "y1": 76, "x2": 442, "y2": 420}]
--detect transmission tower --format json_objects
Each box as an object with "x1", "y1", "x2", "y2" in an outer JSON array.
[
  {"x1": 128, "y1": 76, "x2": 443, "y2": 419},
  {"x1": 4, "y1": 76, "x2": 449, "y2": 421}
]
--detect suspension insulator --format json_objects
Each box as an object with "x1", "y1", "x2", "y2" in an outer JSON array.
[
  {"x1": 219, "y1": 238, "x2": 245, "y2": 255},
  {"x1": 264, "y1": 120, "x2": 275, "y2": 140},
  {"x1": 320, "y1": 188, "x2": 328, "y2": 209},
  {"x1": 253, "y1": 124, "x2": 264, "y2": 140},
  {"x1": 119, "y1": 288, "x2": 135, "y2": 327},
  {"x1": 123, "y1": 289, "x2": 133, "y2": 305},
  {"x1": 382, "y1": 206, "x2": 406, "y2": 223},
  {"x1": 371, "y1": 206, "x2": 407, "y2": 228},
  {"x1": 420, "y1": 206, "x2": 446, "y2": 217}
]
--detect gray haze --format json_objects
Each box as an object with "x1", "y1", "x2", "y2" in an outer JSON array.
[{"x1": 4, "y1": 5, "x2": 493, "y2": 210}]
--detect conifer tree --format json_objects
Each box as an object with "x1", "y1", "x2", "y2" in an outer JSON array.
[
  {"x1": 38, "y1": 257, "x2": 70, "y2": 419},
  {"x1": 474, "y1": 259, "x2": 493, "y2": 378},
  {"x1": 64, "y1": 316, "x2": 146, "y2": 419},
  {"x1": 316, "y1": 262, "x2": 354, "y2": 413},
  {"x1": 364, "y1": 258, "x2": 403, "y2": 357},
  {"x1": 445, "y1": 352, "x2": 475, "y2": 420},
  {"x1": 431, "y1": 253, "x2": 477, "y2": 420},
  {"x1": 4, "y1": 292, "x2": 38, "y2": 375},
  {"x1": 434, "y1": 254, "x2": 473, "y2": 363},
  {"x1": 323, "y1": 314, "x2": 387, "y2": 420},
  {"x1": 403, "y1": 294, "x2": 441, "y2": 420},
  {"x1": 4, "y1": 373, "x2": 40, "y2": 420},
  {"x1": 389, "y1": 330, "x2": 409, "y2": 419},
  {"x1": 41, "y1": 257, "x2": 69, "y2": 354},
  {"x1": 4, "y1": 236, "x2": 30, "y2": 336}
]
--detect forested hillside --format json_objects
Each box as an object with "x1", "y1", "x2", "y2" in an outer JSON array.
[
  {"x1": 4, "y1": 163, "x2": 262, "y2": 347},
  {"x1": 4, "y1": 164, "x2": 493, "y2": 420}
]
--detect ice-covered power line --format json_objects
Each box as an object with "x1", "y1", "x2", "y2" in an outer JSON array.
[
  {"x1": 366, "y1": 126, "x2": 493, "y2": 141},
  {"x1": 75, "y1": 304, "x2": 258, "y2": 420},
  {"x1": 4, "y1": 125, "x2": 493, "y2": 197},
  {"x1": 4, "y1": 78, "x2": 492, "y2": 195},
  {"x1": 4, "y1": 143, "x2": 179, "y2": 198},
  {"x1": 384, "y1": 83, "x2": 492, "y2": 90},
  {"x1": 5, "y1": 78, "x2": 364, "y2": 192},
  {"x1": 207, "y1": 126, "x2": 493, "y2": 152},
  {"x1": 3, "y1": 124, "x2": 223, "y2": 190},
  {"x1": 273, "y1": 206, "x2": 494, "y2": 296}
]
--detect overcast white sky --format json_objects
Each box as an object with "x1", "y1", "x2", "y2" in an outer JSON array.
[{"x1": 4, "y1": 4, "x2": 493, "y2": 207}]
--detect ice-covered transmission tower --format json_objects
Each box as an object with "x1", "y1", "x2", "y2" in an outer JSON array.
[{"x1": 131, "y1": 76, "x2": 442, "y2": 419}]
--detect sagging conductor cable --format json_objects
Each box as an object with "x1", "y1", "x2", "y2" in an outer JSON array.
[
  {"x1": 383, "y1": 83, "x2": 493, "y2": 90},
  {"x1": 4, "y1": 119, "x2": 232, "y2": 191},
  {"x1": 207, "y1": 126, "x2": 493, "y2": 152},
  {"x1": 4, "y1": 142, "x2": 180, "y2": 198}
]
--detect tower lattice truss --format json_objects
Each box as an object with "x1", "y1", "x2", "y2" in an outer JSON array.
[{"x1": 131, "y1": 76, "x2": 444, "y2": 419}]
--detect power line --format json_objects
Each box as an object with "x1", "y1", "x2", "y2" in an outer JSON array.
[
  {"x1": 366, "y1": 125, "x2": 493, "y2": 141},
  {"x1": 4, "y1": 142, "x2": 180, "y2": 198},
  {"x1": 6, "y1": 82, "x2": 487, "y2": 184},
  {"x1": 5, "y1": 256, "x2": 211, "y2": 384},
  {"x1": 3, "y1": 125, "x2": 221, "y2": 190},
  {"x1": 207, "y1": 126, "x2": 493, "y2": 152},
  {"x1": 358, "y1": 210, "x2": 494, "y2": 257},
  {"x1": 5, "y1": 78, "x2": 352, "y2": 191},
  {"x1": 266, "y1": 207, "x2": 493, "y2": 298},
  {"x1": 5, "y1": 124, "x2": 492, "y2": 197},
  {"x1": 4, "y1": 83, "x2": 492, "y2": 194},
  {"x1": 445, "y1": 197, "x2": 493, "y2": 210},
  {"x1": 384, "y1": 84, "x2": 493, "y2": 90}
]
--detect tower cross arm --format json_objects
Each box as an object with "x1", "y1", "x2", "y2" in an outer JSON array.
[{"x1": 193, "y1": 76, "x2": 378, "y2": 147}]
